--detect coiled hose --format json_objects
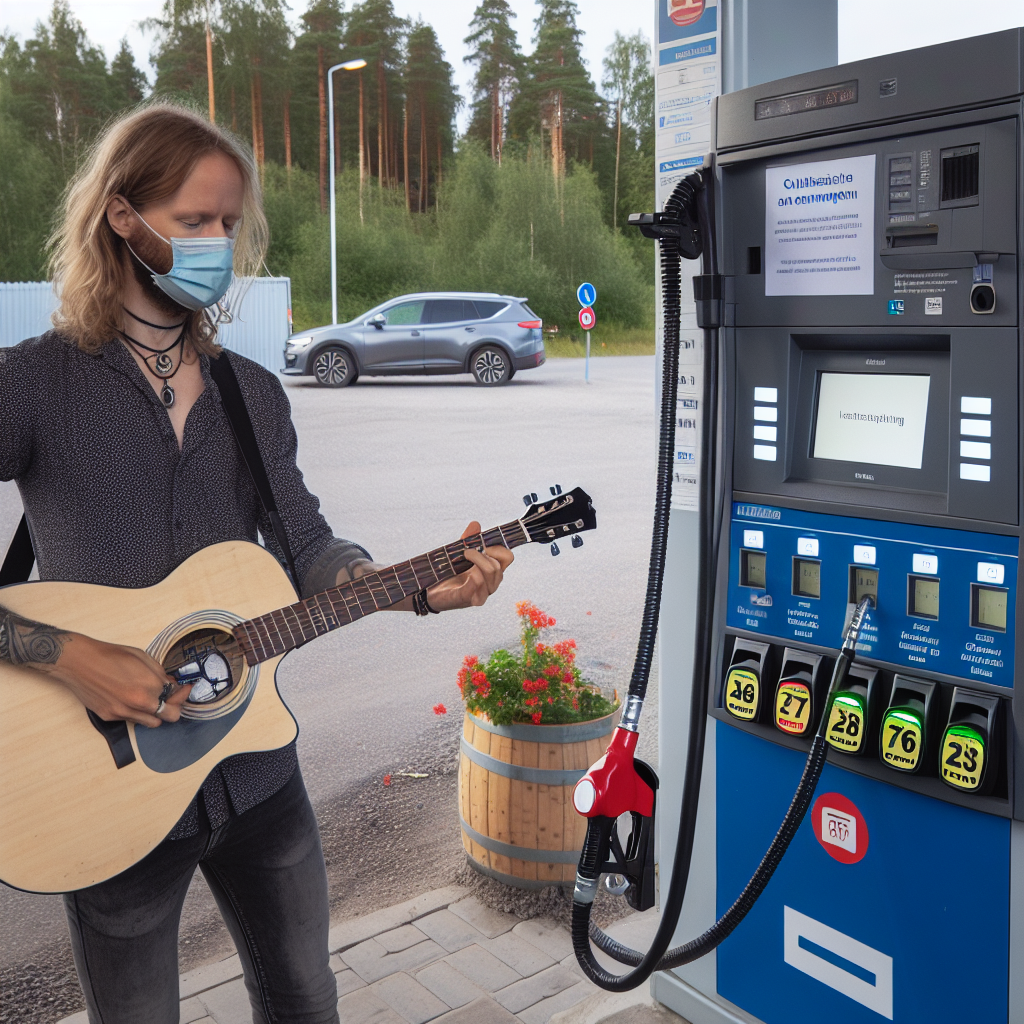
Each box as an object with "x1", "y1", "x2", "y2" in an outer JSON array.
[{"x1": 572, "y1": 166, "x2": 876, "y2": 990}]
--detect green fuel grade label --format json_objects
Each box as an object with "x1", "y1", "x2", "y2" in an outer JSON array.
[
  {"x1": 941, "y1": 725, "x2": 985, "y2": 791},
  {"x1": 826, "y1": 693, "x2": 865, "y2": 753},
  {"x1": 881, "y1": 709, "x2": 924, "y2": 772}
]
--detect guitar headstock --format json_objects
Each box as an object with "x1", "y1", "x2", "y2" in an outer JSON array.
[{"x1": 520, "y1": 487, "x2": 597, "y2": 545}]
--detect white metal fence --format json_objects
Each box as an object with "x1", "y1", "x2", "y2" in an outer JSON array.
[{"x1": 0, "y1": 277, "x2": 292, "y2": 375}]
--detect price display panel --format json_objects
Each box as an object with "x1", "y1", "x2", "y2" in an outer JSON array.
[
  {"x1": 741, "y1": 549, "x2": 767, "y2": 589},
  {"x1": 972, "y1": 584, "x2": 1008, "y2": 632},
  {"x1": 792, "y1": 559, "x2": 821, "y2": 598},
  {"x1": 850, "y1": 566, "x2": 879, "y2": 606},
  {"x1": 908, "y1": 575, "x2": 940, "y2": 620}
]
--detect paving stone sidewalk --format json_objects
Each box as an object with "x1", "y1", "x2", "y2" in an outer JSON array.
[{"x1": 57, "y1": 885, "x2": 669, "y2": 1024}]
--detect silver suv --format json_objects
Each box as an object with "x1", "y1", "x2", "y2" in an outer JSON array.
[{"x1": 282, "y1": 292, "x2": 545, "y2": 387}]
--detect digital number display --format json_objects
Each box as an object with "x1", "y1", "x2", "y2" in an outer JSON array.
[
  {"x1": 792, "y1": 559, "x2": 821, "y2": 598},
  {"x1": 755, "y1": 80, "x2": 858, "y2": 120},
  {"x1": 909, "y1": 576, "x2": 939, "y2": 620},
  {"x1": 972, "y1": 585, "x2": 1008, "y2": 632},
  {"x1": 741, "y1": 549, "x2": 767, "y2": 589},
  {"x1": 850, "y1": 567, "x2": 879, "y2": 606}
]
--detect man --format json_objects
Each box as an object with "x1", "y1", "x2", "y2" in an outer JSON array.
[{"x1": 0, "y1": 102, "x2": 512, "y2": 1024}]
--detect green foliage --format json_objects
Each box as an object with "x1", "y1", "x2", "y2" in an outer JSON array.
[
  {"x1": 463, "y1": 0, "x2": 522, "y2": 155},
  {"x1": 456, "y1": 602, "x2": 617, "y2": 726}
]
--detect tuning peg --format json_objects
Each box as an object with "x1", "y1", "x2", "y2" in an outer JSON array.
[
  {"x1": 571, "y1": 535, "x2": 583, "y2": 549},
  {"x1": 550, "y1": 542, "x2": 560, "y2": 556},
  {"x1": 549, "y1": 484, "x2": 563, "y2": 496},
  {"x1": 522, "y1": 494, "x2": 532, "y2": 507}
]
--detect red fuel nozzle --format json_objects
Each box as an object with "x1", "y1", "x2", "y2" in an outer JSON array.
[{"x1": 572, "y1": 727, "x2": 655, "y2": 819}]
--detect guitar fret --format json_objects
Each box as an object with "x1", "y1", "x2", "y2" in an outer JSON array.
[
  {"x1": 414, "y1": 553, "x2": 439, "y2": 587},
  {"x1": 337, "y1": 584, "x2": 361, "y2": 621},
  {"x1": 305, "y1": 597, "x2": 328, "y2": 634},
  {"x1": 271, "y1": 611, "x2": 293, "y2": 652},
  {"x1": 353, "y1": 580, "x2": 377, "y2": 615},
  {"x1": 389, "y1": 565, "x2": 406, "y2": 603},
  {"x1": 291, "y1": 601, "x2": 316, "y2": 641},
  {"x1": 410, "y1": 558, "x2": 424, "y2": 590},
  {"x1": 314, "y1": 593, "x2": 338, "y2": 630},
  {"x1": 281, "y1": 606, "x2": 304, "y2": 646}
]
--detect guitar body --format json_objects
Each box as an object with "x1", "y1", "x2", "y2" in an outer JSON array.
[{"x1": 0, "y1": 541, "x2": 299, "y2": 894}]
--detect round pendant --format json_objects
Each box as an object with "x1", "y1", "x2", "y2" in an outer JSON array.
[
  {"x1": 155, "y1": 353, "x2": 174, "y2": 374},
  {"x1": 161, "y1": 383, "x2": 175, "y2": 408}
]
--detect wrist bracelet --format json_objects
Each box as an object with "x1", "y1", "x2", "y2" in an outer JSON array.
[{"x1": 412, "y1": 589, "x2": 441, "y2": 615}]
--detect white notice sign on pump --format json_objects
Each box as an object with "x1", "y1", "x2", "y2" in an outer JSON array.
[{"x1": 764, "y1": 154, "x2": 876, "y2": 296}]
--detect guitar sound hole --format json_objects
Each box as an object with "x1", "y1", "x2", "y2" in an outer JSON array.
[{"x1": 162, "y1": 629, "x2": 244, "y2": 706}]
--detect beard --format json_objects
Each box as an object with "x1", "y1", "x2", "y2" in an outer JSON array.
[{"x1": 122, "y1": 224, "x2": 191, "y2": 320}]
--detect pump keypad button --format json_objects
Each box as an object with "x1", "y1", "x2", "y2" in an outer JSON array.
[
  {"x1": 724, "y1": 668, "x2": 760, "y2": 721},
  {"x1": 826, "y1": 693, "x2": 866, "y2": 753},
  {"x1": 775, "y1": 681, "x2": 812, "y2": 735},
  {"x1": 881, "y1": 710, "x2": 924, "y2": 772},
  {"x1": 940, "y1": 725, "x2": 985, "y2": 791}
]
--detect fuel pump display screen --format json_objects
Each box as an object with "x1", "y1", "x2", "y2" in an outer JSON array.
[
  {"x1": 741, "y1": 550, "x2": 767, "y2": 589},
  {"x1": 793, "y1": 559, "x2": 821, "y2": 598},
  {"x1": 812, "y1": 372, "x2": 931, "y2": 469},
  {"x1": 909, "y1": 576, "x2": 940, "y2": 620},
  {"x1": 972, "y1": 584, "x2": 1008, "y2": 632},
  {"x1": 851, "y1": 567, "x2": 879, "y2": 606}
]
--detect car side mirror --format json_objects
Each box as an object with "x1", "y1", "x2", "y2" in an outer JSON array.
[{"x1": 371, "y1": 313, "x2": 386, "y2": 330}]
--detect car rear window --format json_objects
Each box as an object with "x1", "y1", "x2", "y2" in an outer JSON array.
[
  {"x1": 424, "y1": 299, "x2": 475, "y2": 324},
  {"x1": 471, "y1": 300, "x2": 509, "y2": 319},
  {"x1": 520, "y1": 303, "x2": 539, "y2": 319}
]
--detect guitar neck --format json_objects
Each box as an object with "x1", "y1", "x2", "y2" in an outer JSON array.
[{"x1": 233, "y1": 519, "x2": 530, "y2": 665}]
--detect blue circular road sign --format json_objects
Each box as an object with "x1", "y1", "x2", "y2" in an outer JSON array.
[{"x1": 576, "y1": 282, "x2": 596, "y2": 307}]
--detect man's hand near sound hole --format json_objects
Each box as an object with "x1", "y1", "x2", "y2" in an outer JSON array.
[{"x1": 0, "y1": 605, "x2": 190, "y2": 727}]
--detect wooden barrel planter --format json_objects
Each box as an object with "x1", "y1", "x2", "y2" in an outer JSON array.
[{"x1": 458, "y1": 708, "x2": 620, "y2": 889}]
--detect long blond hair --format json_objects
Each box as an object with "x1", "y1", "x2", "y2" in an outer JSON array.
[{"x1": 48, "y1": 102, "x2": 268, "y2": 355}]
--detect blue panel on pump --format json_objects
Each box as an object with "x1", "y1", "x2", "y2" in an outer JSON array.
[
  {"x1": 726, "y1": 503, "x2": 1018, "y2": 686},
  {"x1": 716, "y1": 724, "x2": 1010, "y2": 1023}
]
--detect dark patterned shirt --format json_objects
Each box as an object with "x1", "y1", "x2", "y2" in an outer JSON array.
[{"x1": 0, "y1": 332, "x2": 371, "y2": 838}]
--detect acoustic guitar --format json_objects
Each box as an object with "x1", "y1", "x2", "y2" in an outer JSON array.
[{"x1": 0, "y1": 488, "x2": 596, "y2": 894}]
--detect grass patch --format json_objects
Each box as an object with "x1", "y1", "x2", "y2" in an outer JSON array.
[{"x1": 544, "y1": 325, "x2": 655, "y2": 357}]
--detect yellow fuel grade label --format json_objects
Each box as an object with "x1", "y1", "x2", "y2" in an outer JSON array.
[
  {"x1": 724, "y1": 667, "x2": 760, "y2": 721},
  {"x1": 881, "y1": 710, "x2": 923, "y2": 772},
  {"x1": 940, "y1": 726, "x2": 985, "y2": 792},
  {"x1": 826, "y1": 695, "x2": 865, "y2": 753},
  {"x1": 775, "y1": 681, "x2": 812, "y2": 735}
]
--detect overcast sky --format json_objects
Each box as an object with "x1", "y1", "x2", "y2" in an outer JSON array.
[{"x1": 2, "y1": 0, "x2": 1024, "y2": 131}]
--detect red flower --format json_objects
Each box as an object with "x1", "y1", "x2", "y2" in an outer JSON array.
[
  {"x1": 433, "y1": 703, "x2": 447, "y2": 715},
  {"x1": 472, "y1": 671, "x2": 487, "y2": 687},
  {"x1": 572, "y1": 697, "x2": 579, "y2": 710},
  {"x1": 531, "y1": 711, "x2": 543, "y2": 724},
  {"x1": 547, "y1": 696, "x2": 554, "y2": 704},
  {"x1": 463, "y1": 654, "x2": 478, "y2": 668},
  {"x1": 523, "y1": 678, "x2": 548, "y2": 693},
  {"x1": 383, "y1": 774, "x2": 392, "y2": 786},
  {"x1": 525, "y1": 696, "x2": 539, "y2": 706},
  {"x1": 543, "y1": 665, "x2": 559, "y2": 677},
  {"x1": 562, "y1": 670, "x2": 573, "y2": 684}
]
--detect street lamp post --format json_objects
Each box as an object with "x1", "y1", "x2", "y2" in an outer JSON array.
[{"x1": 327, "y1": 58, "x2": 367, "y2": 326}]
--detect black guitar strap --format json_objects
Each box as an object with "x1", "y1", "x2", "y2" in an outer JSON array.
[{"x1": 0, "y1": 353, "x2": 299, "y2": 590}]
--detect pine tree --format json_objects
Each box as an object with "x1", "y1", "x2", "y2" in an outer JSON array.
[
  {"x1": 405, "y1": 22, "x2": 458, "y2": 211},
  {"x1": 463, "y1": 0, "x2": 521, "y2": 162},
  {"x1": 509, "y1": 0, "x2": 603, "y2": 178},
  {"x1": 109, "y1": 38, "x2": 148, "y2": 109}
]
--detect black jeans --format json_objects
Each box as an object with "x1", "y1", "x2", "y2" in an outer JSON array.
[{"x1": 64, "y1": 768, "x2": 340, "y2": 1024}]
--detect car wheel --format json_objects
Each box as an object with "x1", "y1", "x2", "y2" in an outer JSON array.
[
  {"x1": 313, "y1": 347, "x2": 357, "y2": 388},
  {"x1": 471, "y1": 346, "x2": 511, "y2": 386}
]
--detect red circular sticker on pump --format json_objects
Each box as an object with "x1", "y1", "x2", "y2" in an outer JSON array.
[{"x1": 811, "y1": 792, "x2": 869, "y2": 864}]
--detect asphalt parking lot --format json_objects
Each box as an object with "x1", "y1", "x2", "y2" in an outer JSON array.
[{"x1": 0, "y1": 355, "x2": 659, "y2": 1021}]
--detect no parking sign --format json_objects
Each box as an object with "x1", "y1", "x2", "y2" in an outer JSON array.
[{"x1": 578, "y1": 306, "x2": 596, "y2": 330}]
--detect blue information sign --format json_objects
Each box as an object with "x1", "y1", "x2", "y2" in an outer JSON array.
[{"x1": 576, "y1": 282, "x2": 596, "y2": 307}]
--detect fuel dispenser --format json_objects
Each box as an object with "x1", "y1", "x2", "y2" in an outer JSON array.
[{"x1": 571, "y1": 28, "x2": 1024, "y2": 1024}]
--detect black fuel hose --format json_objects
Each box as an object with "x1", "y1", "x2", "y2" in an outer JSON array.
[{"x1": 572, "y1": 165, "x2": 876, "y2": 990}]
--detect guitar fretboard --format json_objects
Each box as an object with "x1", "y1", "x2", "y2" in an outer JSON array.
[{"x1": 232, "y1": 520, "x2": 530, "y2": 665}]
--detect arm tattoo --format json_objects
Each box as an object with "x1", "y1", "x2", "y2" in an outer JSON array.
[{"x1": 0, "y1": 606, "x2": 70, "y2": 666}]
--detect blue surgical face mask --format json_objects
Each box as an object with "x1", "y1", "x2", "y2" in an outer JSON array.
[{"x1": 125, "y1": 207, "x2": 236, "y2": 311}]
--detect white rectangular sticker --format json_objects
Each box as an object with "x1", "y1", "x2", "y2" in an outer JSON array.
[
  {"x1": 765, "y1": 155, "x2": 876, "y2": 296},
  {"x1": 821, "y1": 807, "x2": 856, "y2": 853},
  {"x1": 813, "y1": 373, "x2": 930, "y2": 470},
  {"x1": 784, "y1": 906, "x2": 893, "y2": 1019}
]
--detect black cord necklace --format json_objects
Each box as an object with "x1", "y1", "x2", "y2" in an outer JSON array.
[
  {"x1": 123, "y1": 306, "x2": 186, "y2": 330},
  {"x1": 118, "y1": 327, "x2": 187, "y2": 408}
]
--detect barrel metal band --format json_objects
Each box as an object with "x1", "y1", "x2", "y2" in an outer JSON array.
[
  {"x1": 466, "y1": 711, "x2": 617, "y2": 743},
  {"x1": 460, "y1": 738, "x2": 588, "y2": 786},
  {"x1": 459, "y1": 814, "x2": 580, "y2": 864}
]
